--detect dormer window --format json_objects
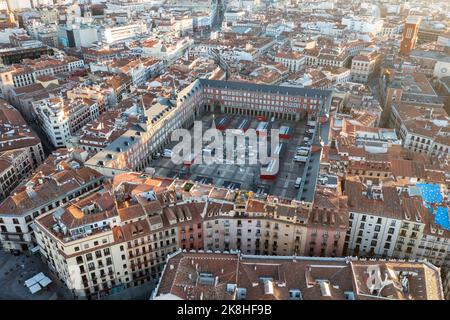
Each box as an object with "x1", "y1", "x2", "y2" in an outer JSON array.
[{"x1": 289, "y1": 289, "x2": 302, "y2": 300}]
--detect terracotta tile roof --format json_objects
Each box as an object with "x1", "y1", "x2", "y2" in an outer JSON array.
[
  {"x1": 156, "y1": 252, "x2": 443, "y2": 300},
  {"x1": 0, "y1": 158, "x2": 102, "y2": 215}
]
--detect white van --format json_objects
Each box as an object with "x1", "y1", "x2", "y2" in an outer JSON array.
[
  {"x1": 163, "y1": 150, "x2": 173, "y2": 158},
  {"x1": 294, "y1": 156, "x2": 308, "y2": 162},
  {"x1": 295, "y1": 177, "x2": 302, "y2": 188},
  {"x1": 203, "y1": 148, "x2": 213, "y2": 157}
]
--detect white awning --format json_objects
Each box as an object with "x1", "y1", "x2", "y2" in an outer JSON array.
[
  {"x1": 39, "y1": 276, "x2": 52, "y2": 288},
  {"x1": 33, "y1": 272, "x2": 46, "y2": 283},
  {"x1": 29, "y1": 283, "x2": 42, "y2": 294},
  {"x1": 25, "y1": 278, "x2": 37, "y2": 288},
  {"x1": 25, "y1": 272, "x2": 46, "y2": 288},
  {"x1": 30, "y1": 246, "x2": 40, "y2": 254}
]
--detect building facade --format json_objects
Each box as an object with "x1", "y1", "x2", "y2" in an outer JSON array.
[
  {"x1": 400, "y1": 16, "x2": 421, "y2": 56},
  {"x1": 350, "y1": 52, "x2": 381, "y2": 83},
  {"x1": 0, "y1": 151, "x2": 103, "y2": 253}
]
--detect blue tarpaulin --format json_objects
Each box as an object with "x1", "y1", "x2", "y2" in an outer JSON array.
[
  {"x1": 435, "y1": 207, "x2": 450, "y2": 230},
  {"x1": 416, "y1": 183, "x2": 449, "y2": 230},
  {"x1": 416, "y1": 183, "x2": 443, "y2": 203}
]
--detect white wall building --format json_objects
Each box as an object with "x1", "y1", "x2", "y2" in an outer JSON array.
[
  {"x1": 274, "y1": 51, "x2": 305, "y2": 72},
  {"x1": 194, "y1": 13, "x2": 212, "y2": 29},
  {"x1": 5, "y1": 0, "x2": 31, "y2": 10},
  {"x1": 58, "y1": 25, "x2": 99, "y2": 48},
  {"x1": 341, "y1": 17, "x2": 383, "y2": 35},
  {"x1": 142, "y1": 37, "x2": 194, "y2": 66},
  {"x1": 350, "y1": 52, "x2": 380, "y2": 83},
  {"x1": 224, "y1": 10, "x2": 246, "y2": 24},
  {"x1": 33, "y1": 97, "x2": 100, "y2": 148},
  {"x1": 33, "y1": 99, "x2": 72, "y2": 148},
  {"x1": 346, "y1": 186, "x2": 403, "y2": 258},
  {"x1": 433, "y1": 59, "x2": 450, "y2": 79},
  {"x1": 99, "y1": 23, "x2": 148, "y2": 44}
]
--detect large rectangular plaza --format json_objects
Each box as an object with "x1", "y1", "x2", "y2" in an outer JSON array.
[{"x1": 147, "y1": 111, "x2": 325, "y2": 202}]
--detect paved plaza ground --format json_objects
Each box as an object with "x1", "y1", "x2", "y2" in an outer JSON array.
[
  {"x1": 148, "y1": 112, "x2": 310, "y2": 199},
  {"x1": 0, "y1": 249, "x2": 73, "y2": 300}
]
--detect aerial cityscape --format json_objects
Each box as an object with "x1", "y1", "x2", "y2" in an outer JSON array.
[{"x1": 0, "y1": 0, "x2": 448, "y2": 303}]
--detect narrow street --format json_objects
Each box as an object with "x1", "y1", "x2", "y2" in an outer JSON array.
[
  {"x1": 27, "y1": 119, "x2": 55, "y2": 156},
  {"x1": 368, "y1": 77, "x2": 381, "y2": 102}
]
